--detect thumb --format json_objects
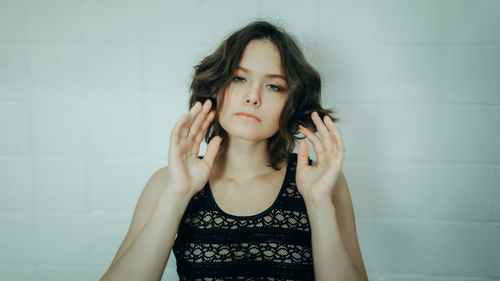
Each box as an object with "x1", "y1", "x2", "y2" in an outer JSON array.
[
  {"x1": 203, "y1": 136, "x2": 222, "y2": 168},
  {"x1": 297, "y1": 139, "x2": 309, "y2": 169}
]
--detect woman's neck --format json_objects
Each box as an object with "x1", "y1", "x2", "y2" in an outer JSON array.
[{"x1": 211, "y1": 140, "x2": 283, "y2": 184}]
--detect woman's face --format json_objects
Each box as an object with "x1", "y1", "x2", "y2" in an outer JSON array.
[{"x1": 218, "y1": 39, "x2": 289, "y2": 142}]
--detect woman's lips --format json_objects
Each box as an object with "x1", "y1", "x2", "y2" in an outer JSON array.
[{"x1": 235, "y1": 113, "x2": 260, "y2": 122}]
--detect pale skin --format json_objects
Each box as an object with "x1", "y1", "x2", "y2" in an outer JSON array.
[
  {"x1": 170, "y1": 99, "x2": 369, "y2": 281},
  {"x1": 100, "y1": 39, "x2": 368, "y2": 281},
  {"x1": 299, "y1": 112, "x2": 369, "y2": 281},
  {"x1": 167, "y1": 39, "x2": 368, "y2": 280},
  {"x1": 297, "y1": 112, "x2": 344, "y2": 204},
  {"x1": 165, "y1": 39, "x2": 290, "y2": 199}
]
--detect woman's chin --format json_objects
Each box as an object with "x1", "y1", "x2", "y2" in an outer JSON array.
[{"x1": 224, "y1": 130, "x2": 276, "y2": 143}]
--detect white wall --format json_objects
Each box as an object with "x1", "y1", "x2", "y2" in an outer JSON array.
[{"x1": 1, "y1": 0, "x2": 499, "y2": 280}]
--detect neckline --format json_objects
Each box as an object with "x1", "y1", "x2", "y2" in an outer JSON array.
[{"x1": 205, "y1": 152, "x2": 293, "y2": 220}]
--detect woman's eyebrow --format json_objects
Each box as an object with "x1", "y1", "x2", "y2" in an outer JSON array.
[{"x1": 236, "y1": 66, "x2": 287, "y2": 81}]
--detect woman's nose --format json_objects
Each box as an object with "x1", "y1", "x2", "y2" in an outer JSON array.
[{"x1": 244, "y1": 85, "x2": 261, "y2": 106}]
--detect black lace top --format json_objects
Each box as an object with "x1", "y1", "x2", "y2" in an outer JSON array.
[{"x1": 172, "y1": 152, "x2": 315, "y2": 280}]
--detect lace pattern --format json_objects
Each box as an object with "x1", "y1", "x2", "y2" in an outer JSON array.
[
  {"x1": 181, "y1": 208, "x2": 310, "y2": 232},
  {"x1": 176, "y1": 242, "x2": 312, "y2": 264},
  {"x1": 172, "y1": 153, "x2": 315, "y2": 280}
]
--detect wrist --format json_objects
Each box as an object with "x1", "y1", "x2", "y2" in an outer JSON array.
[
  {"x1": 163, "y1": 185, "x2": 192, "y2": 206},
  {"x1": 303, "y1": 190, "x2": 333, "y2": 206},
  {"x1": 304, "y1": 196, "x2": 336, "y2": 213}
]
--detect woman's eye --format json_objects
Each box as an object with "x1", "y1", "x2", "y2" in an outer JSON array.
[
  {"x1": 268, "y1": 84, "x2": 284, "y2": 92},
  {"x1": 232, "y1": 76, "x2": 285, "y2": 92},
  {"x1": 233, "y1": 76, "x2": 245, "y2": 83}
]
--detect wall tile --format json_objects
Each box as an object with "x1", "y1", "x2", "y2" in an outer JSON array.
[
  {"x1": 0, "y1": 158, "x2": 34, "y2": 209},
  {"x1": 489, "y1": 224, "x2": 500, "y2": 277},
  {"x1": 87, "y1": 102, "x2": 144, "y2": 156},
  {"x1": 0, "y1": 44, "x2": 28, "y2": 98},
  {"x1": 26, "y1": 45, "x2": 85, "y2": 100},
  {"x1": 0, "y1": 102, "x2": 31, "y2": 154},
  {"x1": 83, "y1": 0, "x2": 140, "y2": 42},
  {"x1": 37, "y1": 266, "x2": 91, "y2": 281},
  {"x1": 0, "y1": 0, "x2": 24, "y2": 42},
  {"x1": 142, "y1": 0, "x2": 202, "y2": 43},
  {"x1": 261, "y1": 0, "x2": 320, "y2": 42},
  {"x1": 88, "y1": 159, "x2": 149, "y2": 211},
  {"x1": 431, "y1": 166, "x2": 496, "y2": 219},
  {"x1": 0, "y1": 214, "x2": 36, "y2": 263},
  {"x1": 315, "y1": 44, "x2": 379, "y2": 102},
  {"x1": 0, "y1": 265, "x2": 36, "y2": 281},
  {"x1": 33, "y1": 159, "x2": 86, "y2": 211},
  {"x1": 435, "y1": 107, "x2": 498, "y2": 162},
  {"x1": 142, "y1": 43, "x2": 210, "y2": 102},
  {"x1": 374, "y1": 165, "x2": 435, "y2": 218},
  {"x1": 372, "y1": 221, "x2": 431, "y2": 273},
  {"x1": 375, "y1": 0, "x2": 441, "y2": 43},
  {"x1": 376, "y1": 46, "x2": 439, "y2": 103},
  {"x1": 34, "y1": 214, "x2": 89, "y2": 263},
  {"x1": 440, "y1": 47, "x2": 500, "y2": 104},
  {"x1": 319, "y1": 0, "x2": 379, "y2": 43},
  {"x1": 88, "y1": 215, "x2": 130, "y2": 265},
  {"x1": 32, "y1": 102, "x2": 86, "y2": 155},
  {"x1": 441, "y1": 0, "x2": 500, "y2": 44},
  {"x1": 427, "y1": 223, "x2": 489, "y2": 275},
  {"x1": 25, "y1": 0, "x2": 84, "y2": 42},
  {"x1": 85, "y1": 45, "x2": 141, "y2": 102}
]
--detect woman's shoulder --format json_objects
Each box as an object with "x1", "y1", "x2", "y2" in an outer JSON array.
[{"x1": 149, "y1": 166, "x2": 169, "y2": 189}]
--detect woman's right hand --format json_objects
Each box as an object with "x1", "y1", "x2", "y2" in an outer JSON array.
[{"x1": 165, "y1": 99, "x2": 222, "y2": 199}]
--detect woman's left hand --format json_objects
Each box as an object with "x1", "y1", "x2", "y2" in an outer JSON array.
[{"x1": 296, "y1": 111, "x2": 345, "y2": 205}]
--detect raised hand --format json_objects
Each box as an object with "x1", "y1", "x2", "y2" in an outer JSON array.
[
  {"x1": 296, "y1": 111, "x2": 345, "y2": 204},
  {"x1": 165, "y1": 99, "x2": 222, "y2": 198}
]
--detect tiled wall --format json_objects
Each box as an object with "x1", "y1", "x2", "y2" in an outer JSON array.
[{"x1": 1, "y1": 0, "x2": 499, "y2": 281}]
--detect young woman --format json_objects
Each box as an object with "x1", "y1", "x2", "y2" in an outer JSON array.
[{"x1": 100, "y1": 20, "x2": 368, "y2": 281}]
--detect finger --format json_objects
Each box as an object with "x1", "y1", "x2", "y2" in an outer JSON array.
[
  {"x1": 311, "y1": 111, "x2": 334, "y2": 151},
  {"x1": 298, "y1": 124, "x2": 325, "y2": 160},
  {"x1": 297, "y1": 139, "x2": 309, "y2": 170},
  {"x1": 191, "y1": 110, "x2": 215, "y2": 156},
  {"x1": 189, "y1": 99, "x2": 212, "y2": 142},
  {"x1": 185, "y1": 101, "x2": 203, "y2": 136},
  {"x1": 324, "y1": 116, "x2": 345, "y2": 152},
  {"x1": 180, "y1": 101, "x2": 202, "y2": 138},
  {"x1": 203, "y1": 135, "x2": 222, "y2": 168},
  {"x1": 190, "y1": 99, "x2": 212, "y2": 137},
  {"x1": 171, "y1": 114, "x2": 188, "y2": 145}
]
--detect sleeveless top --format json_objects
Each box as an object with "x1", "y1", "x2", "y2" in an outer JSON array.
[{"x1": 172, "y1": 152, "x2": 315, "y2": 281}]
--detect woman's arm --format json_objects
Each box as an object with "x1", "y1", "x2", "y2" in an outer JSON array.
[
  {"x1": 305, "y1": 172, "x2": 368, "y2": 281},
  {"x1": 297, "y1": 112, "x2": 368, "y2": 280},
  {"x1": 100, "y1": 99, "x2": 219, "y2": 281},
  {"x1": 99, "y1": 168, "x2": 191, "y2": 281}
]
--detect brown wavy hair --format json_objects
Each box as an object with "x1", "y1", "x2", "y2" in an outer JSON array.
[{"x1": 188, "y1": 20, "x2": 340, "y2": 170}]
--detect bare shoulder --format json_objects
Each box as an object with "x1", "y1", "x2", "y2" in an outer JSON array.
[
  {"x1": 130, "y1": 165, "x2": 170, "y2": 230},
  {"x1": 107, "y1": 165, "x2": 169, "y2": 268},
  {"x1": 140, "y1": 166, "x2": 169, "y2": 198},
  {"x1": 148, "y1": 166, "x2": 169, "y2": 188},
  {"x1": 136, "y1": 165, "x2": 170, "y2": 207}
]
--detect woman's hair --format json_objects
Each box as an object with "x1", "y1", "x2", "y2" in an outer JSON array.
[{"x1": 188, "y1": 19, "x2": 340, "y2": 170}]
